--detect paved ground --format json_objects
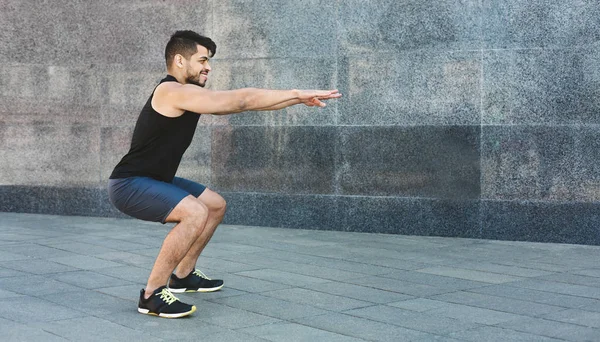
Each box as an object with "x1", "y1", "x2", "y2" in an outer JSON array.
[{"x1": 0, "y1": 213, "x2": 599, "y2": 341}]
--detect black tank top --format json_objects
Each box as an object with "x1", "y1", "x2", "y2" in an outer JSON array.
[{"x1": 109, "y1": 75, "x2": 201, "y2": 182}]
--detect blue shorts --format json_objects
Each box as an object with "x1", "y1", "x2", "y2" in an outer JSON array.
[{"x1": 108, "y1": 176, "x2": 206, "y2": 224}]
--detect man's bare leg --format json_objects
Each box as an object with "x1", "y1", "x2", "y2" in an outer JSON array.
[
  {"x1": 174, "y1": 189, "x2": 226, "y2": 278},
  {"x1": 144, "y1": 196, "x2": 209, "y2": 298}
]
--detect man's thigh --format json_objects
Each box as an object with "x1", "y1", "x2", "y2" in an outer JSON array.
[
  {"x1": 109, "y1": 177, "x2": 193, "y2": 224},
  {"x1": 173, "y1": 177, "x2": 224, "y2": 212},
  {"x1": 172, "y1": 177, "x2": 207, "y2": 198}
]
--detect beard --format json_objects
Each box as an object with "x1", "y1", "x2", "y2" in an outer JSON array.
[{"x1": 185, "y1": 69, "x2": 206, "y2": 87}]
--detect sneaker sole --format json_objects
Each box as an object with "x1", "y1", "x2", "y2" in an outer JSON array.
[
  {"x1": 169, "y1": 284, "x2": 224, "y2": 293},
  {"x1": 137, "y1": 305, "x2": 196, "y2": 318}
]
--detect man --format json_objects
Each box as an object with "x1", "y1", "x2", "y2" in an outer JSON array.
[{"x1": 108, "y1": 30, "x2": 341, "y2": 318}]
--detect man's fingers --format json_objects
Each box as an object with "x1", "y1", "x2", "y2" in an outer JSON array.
[
  {"x1": 318, "y1": 90, "x2": 342, "y2": 99},
  {"x1": 312, "y1": 98, "x2": 326, "y2": 107}
]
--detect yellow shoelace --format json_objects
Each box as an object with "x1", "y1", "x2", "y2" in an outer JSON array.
[
  {"x1": 193, "y1": 269, "x2": 211, "y2": 280},
  {"x1": 159, "y1": 288, "x2": 179, "y2": 305}
]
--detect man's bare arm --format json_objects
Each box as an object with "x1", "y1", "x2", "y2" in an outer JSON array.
[
  {"x1": 212, "y1": 98, "x2": 307, "y2": 114},
  {"x1": 153, "y1": 82, "x2": 340, "y2": 117}
]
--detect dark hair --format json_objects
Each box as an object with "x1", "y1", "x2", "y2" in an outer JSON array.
[{"x1": 165, "y1": 30, "x2": 217, "y2": 67}]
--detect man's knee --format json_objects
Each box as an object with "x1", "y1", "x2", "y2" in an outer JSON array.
[
  {"x1": 187, "y1": 201, "x2": 209, "y2": 226},
  {"x1": 168, "y1": 196, "x2": 209, "y2": 228},
  {"x1": 215, "y1": 196, "x2": 227, "y2": 215}
]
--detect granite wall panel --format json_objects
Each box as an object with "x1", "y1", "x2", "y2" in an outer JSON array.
[
  {"x1": 211, "y1": 126, "x2": 336, "y2": 194},
  {"x1": 221, "y1": 192, "x2": 338, "y2": 230},
  {"x1": 338, "y1": 0, "x2": 482, "y2": 54},
  {"x1": 338, "y1": 126, "x2": 480, "y2": 199},
  {"x1": 337, "y1": 196, "x2": 480, "y2": 237},
  {"x1": 213, "y1": 0, "x2": 337, "y2": 58},
  {"x1": 0, "y1": 123, "x2": 101, "y2": 187},
  {"x1": 482, "y1": 126, "x2": 600, "y2": 202},
  {"x1": 483, "y1": 0, "x2": 600, "y2": 49},
  {"x1": 1, "y1": 0, "x2": 213, "y2": 66},
  {"x1": 338, "y1": 51, "x2": 481, "y2": 126},
  {"x1": 482, "y1": 200, "x2": 600, "y2": 245},
  {"x1": 483, "y1": 48, "x2": 600, "y2": 125},
  {"x1": 0, "y1": 186, "x2": 106, "y2": 217}
]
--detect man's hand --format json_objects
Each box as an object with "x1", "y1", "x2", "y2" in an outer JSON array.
[{"x1": 297, "y1": 89, "x2": 342, "y2": 107}]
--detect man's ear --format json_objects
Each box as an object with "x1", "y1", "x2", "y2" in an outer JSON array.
[{"x1": 175, "y1": 54, "x2": 184, "y2": 69}]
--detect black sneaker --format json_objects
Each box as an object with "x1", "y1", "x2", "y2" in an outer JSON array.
[
  {"x1": 137, "y1": 286, "x2": 196, "y2": 318},
  {"x1": 169, "y1": 269, "x2": 224, "y2": 293}
]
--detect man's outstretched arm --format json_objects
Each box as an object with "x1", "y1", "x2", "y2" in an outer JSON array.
[{"x1": 153, "y1": 83, "x2": 341, "y2": 117}]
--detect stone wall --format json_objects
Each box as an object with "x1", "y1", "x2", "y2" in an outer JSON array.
[{"x1": 1, "y1": 0, "x2": 600, "y2": 244}]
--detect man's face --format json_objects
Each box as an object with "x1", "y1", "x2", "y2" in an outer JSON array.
[{"x1": 185, "y1": 45, "x2": 211, "y2": 87}]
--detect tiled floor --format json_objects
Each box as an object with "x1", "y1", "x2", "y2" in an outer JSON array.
[{"x1": 1, "y1": 212, "x2": 599, "y2": 341}]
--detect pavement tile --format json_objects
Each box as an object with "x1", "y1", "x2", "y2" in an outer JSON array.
[
  {"x1": 498, "y1": 316, "x2": 600, "y2": 341},
  {"x1": 95, "y1": 284, "x2": 143, "y2": 302},
  {"x1": 346, "y1": 255, "x2": 435, "y2": 270},
  {"x1": 411, "y1": 336, "x2": 469, "y2": 342},
  {"x1": 0, "y1": 296, "x2": 84, "y2": 323},
  {"x1": 195, "y1": 301, "x2": 282, "y2": 329},
  {"x1": 571, "y1": 268, "x2": 600, "y2": 278},
  {"x1": 239, "y1": 322, "x2": 365, "y2": 342},
  {"x1": 499, "y1": 260, "x2": 581, "y2": 273},
  {"x1": 178, "y1": 287, "x2": 248, "y2": 301},
  {"x1": 219, "y1": 273, "x2": 292, "y2": 293},
  {"x1": 389, "y1": 298, "x2": 453, "y2": 312},
  {"x1": 447, "y1": 326, "x2": 567, "y2": 342},
  {"x1": 580, "y1": 301, "x2": 600, "y2": 313},
  {"x1": 39, "y1": 242, "x2": 120, "y2": 255},
  {"x1": 32, "y1": 316, "x2": 163, "y2": 342},
  {"x1": 41, "y1": 289, "x2": 133, "y2": 316},
  {"x1": 252, "y1": 250, "x2": 395, "y2": 275},
  {"x1": 468, "y1": 285, "x2": 600, "y2": 308},
  {"x1": 0, "y1": 243, "x2": 81, "y2": 259},
  {"x1": 93, "y1": 265, "x2": 151, "y2": 283},
  {"x1": 422, "y1": 301, "x2": 529, "y2": 325},
  {"x1": 346, "y1": 275, "x2": 450, "y2": 297},
  {"x1": 0, "y1": 274, "x2": 85, "y2": 296},
  {"x1": 0, "y1": 317, "x2": 69, "y2": 342},
  {"x1": 0, "y1": 266, "x2": 28, "y2": 278},
  {"x1": 67, "y1": 236, "x2": 152, "y2": 251},
  {"x1": 0, "y1": 250, "x2": 34, "y2": 261},
  {"x1": 293, "y1": 312, "x2": 431, "y2": 341},
  {"x1": 49, "y1": 255, "x2": 124, "y2": 270},
  {"x1": 0, "y1": 258, "x2": 79, "y2": 274},
  {"x1": 210, "y1": 293, "x2": 330, "y2": 319},
  {"x1": 302, "y1": 281, "x2": 414, "y2": 304},
  {"x1": 430, "y1": 291, "x2": 565, "y2": 316},
  {"x1": 203, "y1": 329, "x2": 272, "y2": 342},
  {"x1": 380, "y1": 270, "x2": 490, "y2": 291},
  {"x1": 196, "y1": 256, "x2": 263, "y2": 273},
  {"x1": 0, "y1": 232, "x2": 46, "y2": 243},
  {"x1": 262, "y1": 287, "x2": 372, "y2": 311},
  {"x1": 454, "y1": 261, "x2": 555, "y2": 278},
  {"x1": 344, "y1": 305, "x2": 481, "y2": 335},
  {"x1": 93, "y1": 251, "x2": 156, "y2": 268},
  {"x1": 0, "y1": 288, "x2": 24, "y2": 299},
  {"x1": 508, "y1": 279, "x2": 600, "y2": 299},
  {"x1": 204, "y1": 242, "x2": 268, "y2": 254},
  {"x1": 535, "y1": 273, "x2": 600, "y2": 287},
  {"x1": 541, "y1": 308, "x2": 600, "y2": 328},
  {"x1": 100, "y1": 310, "x2": 224, "y2": 339},
  {"x1": 417, "y1": 267, "x2": 524, "y2": 284},
  {"x1": 235, "y1": 269, "x2": 331, "y2": 287}
]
